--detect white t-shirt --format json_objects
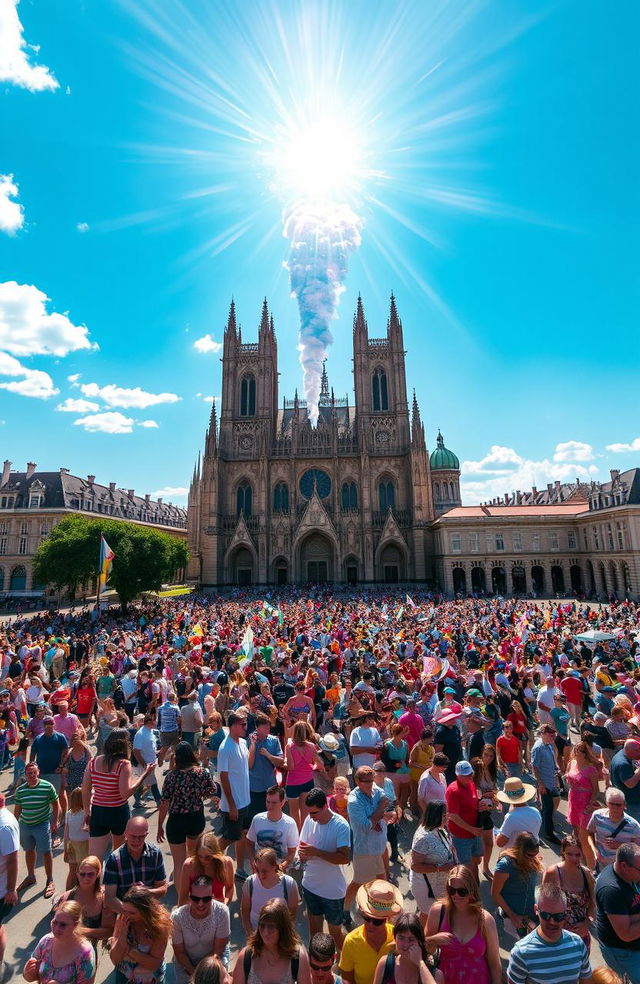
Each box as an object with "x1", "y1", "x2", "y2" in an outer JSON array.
[
  {"x1": 66, "y1": 809, "x2": 89, "y2": 842},
  {"x1": 538, "y1": 686, "x2": 559, "y2": 712},
  {"x1": 133, "y1": 726, "x2": 158, "y2": 765},
  {"x1": 217, "y1": 735, "x2": 250, "y2": 811},
  {"x1": 350, "y1": 726, "x2": 381, "y2": 768},
  {"x1": 247, "y1": 812, "x2": 299, "y2": 861},
  {"x1": 300, "y1": 813, "x2": 350, "y2": 899},
  {"x1": 497, "y1": 805, "x2": 542, "y2": 847},
  {"x1": 0, "y1": 808, "x2": 20, "y2": 897}
]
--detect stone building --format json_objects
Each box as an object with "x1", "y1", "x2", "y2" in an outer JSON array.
[{"x1": 0, "y1": 461, "x2": 187, "y2": 598}]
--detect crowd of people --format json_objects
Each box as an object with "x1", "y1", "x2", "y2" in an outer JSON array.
[{"x1": 0, "y1": 586, "x2": 639, "y2": 984}]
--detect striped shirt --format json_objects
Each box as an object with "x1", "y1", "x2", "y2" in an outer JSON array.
[
  {"x1": 507, "y1": 929, "x2": 591, "y2": 984},
  {"x1": 15, "y1": 779, "x2": 58, "y2": 826},
  {"x1": 89, "y1": 757, "x2": 127, "y2": 807},
  {"x1": 158, "y1": 702, "x2": 180, "y2": 733}
]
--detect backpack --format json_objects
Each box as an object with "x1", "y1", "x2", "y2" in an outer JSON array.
[
  {"x1": 243, "y1": 947, "x2": 299, "y2": 983},
  {"x1": 247, "y1": 873, "x2": 290, "y2": 903}
]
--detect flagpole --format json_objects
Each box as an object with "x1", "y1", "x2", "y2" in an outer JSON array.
[{"x1": 96, "y1": 534, "x2": 102, "y2": 611}]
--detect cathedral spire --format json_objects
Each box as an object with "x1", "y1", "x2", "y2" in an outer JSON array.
[
  {"x1": 225, "y1": 298, "x2": 237, "y2": 337},
  {"x1": 353, "y1": 293, "x2": 368, "y2": 337},
  {"x1": 205, "y1": 400, "x2": 218, "y2": 457},
  {"x1": 319, "y1": 360, "x2": 330, "y2": 405},
  {"x1": 387, "y1": 291, "x2": 402, "y2": 342},
  {"x1": 259, "y1": 297, "x2": 269, "y2": 336},
  {"x1": 411, "y1": 390, "x2": 425, "y2": 448}
]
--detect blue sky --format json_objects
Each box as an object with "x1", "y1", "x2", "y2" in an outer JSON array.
[{"x1": 0, "y1": 0, "x2": 638, "y2": 506}]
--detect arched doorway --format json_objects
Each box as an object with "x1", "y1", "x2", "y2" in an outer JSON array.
[
  {"x1": 378, "y1": 542, "x2": 406, "y2": 583},
  {"x1": 512, "y1": 565, "x2": 526, "y2": 595},
  {"x1": 452, "y1": 567, "x2": 466, "y2": 595},
  {"x1": 272, "y1": 557, "x2": 288, "y2": 586},
  {"x1": 343, "y1": 555, "x2": 359, "y2": 584},
  {"x1": 471, "y1": 566, "x2": 486, "y2": 595},
  {"x1": 231, "y1": 547, "x2": 254, "y2": 585},
  {"x1": 551, "y1": 565, "x2": 565, "y2": 594},
  {"x1": 531, "y1": 565, "x2": 545, "y2": 595},
  {"x1": 570, "y1": 564, "x2": 583, "y2": 595},
  {"x1": 491, "y1": 566, "x2": 506, "y2": 595},
  {"x1": 300, "y1": 532, "x2": 334, "y2": 582},
  {"x1": 9, "y1": 566, "x2": 26, "y2": 591}
]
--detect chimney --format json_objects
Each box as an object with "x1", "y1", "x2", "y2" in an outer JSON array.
[
  {"x1": 127, "y1": 489, "x2": 134, "y2": 498},
  {"x1": 60, "y1": 468, "x2": 70, "y2": 474},
  {"x1": 1, "y1": 460, "x2": 11, "y2": 487},
  {"x1": 26, "y1": 462, "x2": 36, "y2": 480},
  {"x1": 157, "y1": 497, "x2": 163, "y2": 505},
  {"x1": 531, "y1": 486, "x2": 537, "y2": 497},
  {"x1": 87, "y1": 475, "x2": 95, "y2": 486},
  {"x1": 554, "y1": 480, "x2": 561, "y2": 490},
  {"x1": 610, "y1": 469, "x2": 620, "y2": 481},
  {"x1": 547, "y1": 483, "x2": 553, "y2": 493},
  {"x1": 145, "y1": 494, "x2": 151, "y2": 504},
  {"x1": 109, "y1": 482, "x2": 116, "y2": 493},
  {"x1": 516, "y1": 490, "x2": 522, "y2": 504}
]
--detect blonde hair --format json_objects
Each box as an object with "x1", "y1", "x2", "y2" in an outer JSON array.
[
  {"x1": 440, "y1": 865, "x2": 486, "y2": 939},
  {"x1": 333, "y1": 777, "x2": 349, "y2": 794},
  {"x1": 54, "y1": 900, "x2": 87, "y2": 938},
  {"x1": 590, "y1": 970, "x2": 623, "y2": 984}
]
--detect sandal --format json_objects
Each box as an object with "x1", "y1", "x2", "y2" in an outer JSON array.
[
  {"x1": 44, "y1": 880, "x2": 55, "y2": 899},
  {"x1": 17, "y1": 876, "x2": 36, "y2": 894}
]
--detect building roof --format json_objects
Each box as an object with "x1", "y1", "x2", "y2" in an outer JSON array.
[
  {"x1": 430, "y1": 430, "x2": 459, "y2": 471},
  {"x1": 438, "y1": 503, "x2": 588, "y2": 520},
  {"x1": 469, "y1": 468, "x2": 640, "y2": 512}
]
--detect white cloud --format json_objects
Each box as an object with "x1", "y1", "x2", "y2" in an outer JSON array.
[
  {"x1": 461, "y1": 445, "x2": 524, "y2": 476},
  {"x1": 193, "y1": 334, "x2": 222, "y2": 354},
  {"x1": 151, "y1": 486, "x2": 188, "y2": 500},
  {"x1": 67, "y1": 373, "x2": 80, "y2": 384},
  {"x1": 606, "y1": 437, "x2": 640, "y2": 454},
  {"x1": 56, "y1": 397, "x2": 100, "y2": 413},
  {"x1": 553, "y1": 440, "x2": 594, "y2": 462},
  {"x1": 76, "y1": 222, "x2": 89, "y2": 233},
  {"x1": 0, "y1": 174, "x2": 24, "y2": 234},
  {"x1": 0, "y1": 350, "x2": 57, "y2": 399},
  {"x1": 138, "y1": 419, "x2": 159, "y2": 428},
  {"x1": 73, "y1": 411, "x2": 134, "y2": 434},
  {"x1": 460, "y1": 442, "x2": 600, "y2": 504},
  {"x1": 80, "y1": 382, "x2": 180, "y2": 409},
  {"x1": 0, "y1": 281, "x2": 95, "y2": 356},
  {"x1": 0, "y1": 0, "x2": 58, "y2": 91}
]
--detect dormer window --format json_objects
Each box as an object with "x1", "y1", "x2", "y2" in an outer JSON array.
[{"x1": 29, "y1": 494, "x2": 43, "y2": 508}]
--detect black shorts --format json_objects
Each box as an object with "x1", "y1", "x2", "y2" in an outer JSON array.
[
  {"x1": 166, "y1": 808, "x2": 206, "y2": 845},
  {"x1": 89, "y1": 803, "x2": 130, "y2": 837},
  {"x1": 0, "y1": 900, "x2": 13, "y2": 924},
  {"x1": 246, "y1": 790, "x2": 267, "y2": 824},
  {"x1": 479, "y1": 810, "x2": 494, "y2": 830},
  {"x1": 220, "y1": 805, "x2": 250, "y2": 842}
]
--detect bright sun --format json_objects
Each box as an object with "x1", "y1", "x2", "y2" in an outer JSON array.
[{"x1": 268, "y1": 113, "x2": 365, "y2": 203}]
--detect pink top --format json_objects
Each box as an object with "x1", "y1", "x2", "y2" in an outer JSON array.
[
  {"x1": 438, "y1": 908, "x2": 490, "y2": 984},
  {"x1": 286, "y1": 742, "x2": 314, "y2": 785},
  {"x1": 53, "y1": 712, "x2": 81, "y2": 743}
]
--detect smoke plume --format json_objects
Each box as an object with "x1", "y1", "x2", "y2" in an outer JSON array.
[{"x1": 284, "y1": 201, "x2": 362, "y2": 425}]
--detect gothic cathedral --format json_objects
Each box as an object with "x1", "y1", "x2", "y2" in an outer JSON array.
[{"x1": 186, "y1": 295, "x2": 462, "y2": 586}]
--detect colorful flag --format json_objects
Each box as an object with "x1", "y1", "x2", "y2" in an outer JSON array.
[
  {"x1": 237, "y1": 624, "x2": 255, "y2": 667},
  {"x1": 98, "y1": 535, "x2": 115, "y2": 587},
  {"x1": 406, "y1": 594, "x2": 416, "y2": 608}
]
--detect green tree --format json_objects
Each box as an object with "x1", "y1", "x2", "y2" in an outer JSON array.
[{"x1": 33, "y1": 515, "x2": 189, "y2": 613}]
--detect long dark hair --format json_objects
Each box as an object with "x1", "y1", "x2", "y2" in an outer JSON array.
[
  {"x1": 103, "y1": 728, "x2": 130, "y2": 772},
  {"x1": 421, "y1": 801, "x2": 446, "y2": 831},
  {"x1": 174, "y1": 741, "x2": 199, "y2": 770},
  {"x1": 393, "y1": 913, "x2": 429, "y2": 962}
]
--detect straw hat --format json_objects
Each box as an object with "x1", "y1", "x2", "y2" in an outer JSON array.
[
  {"x1": 356, "y1": 879, "x2": 403, "y2": 919},
  {"x1": 497, "y1": 777, "x2": 536, "y2": 805},
  {"x1": 319, "y1": 733, "x2": 340, "y2": 752}
]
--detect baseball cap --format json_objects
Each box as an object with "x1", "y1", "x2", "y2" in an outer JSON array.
[
  {"x1": 455, "y1": 761, "x2": 474, "y2": 777},
  {"x1": 444, "y1": 686, "x2": 456, "y2": 695},
  {"x1": 467, "y1": 688, "x2": 483, "y2": 698}
]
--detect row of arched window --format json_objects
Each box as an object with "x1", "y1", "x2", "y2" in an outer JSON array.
[
  {"x1": 235, "y1": 480, "x2": 397, "y2": 516},
  {"x1": 434, "y1": 481, "x2": 459, "y2": 502},
  {"x1": 237, "y1": 368, "x2": 390, "y2": 416}
]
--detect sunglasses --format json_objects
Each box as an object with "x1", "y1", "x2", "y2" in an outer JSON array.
[
  {"x1": 358, "y1": 777, "x2": 375, "y2": 783},
  {"x1": 362, "y1": 915, "x2": 386, "y2": 925},
  {"x1": 447, "y1": 886, "x2": 469, "y2": 898},
  {"x1": 190, "y1": 894, "x2": 213, "y2": 903},
  {"x1": 310, "y1": 962, "x2": 334, "y2": 972},
  {"x1": 538, "y1": 910, "x2": 566, "y2": 923}
]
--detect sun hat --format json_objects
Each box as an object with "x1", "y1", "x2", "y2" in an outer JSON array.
[
  {"x1": 319, "y1": 733, "x2": 340, "y2": 752},
  {"x1": 455, "y1": 761, "x2": 474, "y2": 777},
  {"x1": 356, "y1": 879, "x2": 403, "y2": 919},
  {"x1": 438, "y1": 709, "x2": 461, "y2": 725},
  {"x1": 497, "y1": 777, "x2": 537, "y2": 804}
]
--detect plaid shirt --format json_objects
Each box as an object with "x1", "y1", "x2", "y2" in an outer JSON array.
[{"x1": 103, "y1": 842, "x2": 166, "y2": 899}]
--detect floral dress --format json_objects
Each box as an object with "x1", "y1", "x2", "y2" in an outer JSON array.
[{"x1": 31, "y1": 933, "x2": 95, "y2": 984}]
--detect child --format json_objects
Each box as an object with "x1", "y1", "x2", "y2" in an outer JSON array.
[
  {"x1": 8, "y1": 735, "x2": 28, "y2": 793},
  {"x1": 328, "y1": 776, "x2": 350, "y2": 821},
  {"x1": 590, "y1": 972, "x2": 622, "y2": 984},
  {"x1": 63, "y1": 787, "x2": 90, "y2": 890}
]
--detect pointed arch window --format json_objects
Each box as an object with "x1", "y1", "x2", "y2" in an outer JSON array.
[
  {"x1": 240, "y1": 375, "x2": 256, "y2": 416},
  {"x1": 273, "y1": 482, "x2": 289, "y2": 513},
  {"x1": 236, "y1": 483, "x2": 252, "y2": 517},
  {"x1": 378, "y1": 480, "x2": 395, "y2": 512},
  {"x1": 341, "y1": 482, "x2": 358, "y2": 511},
  {"x1": 372, "y1": 368, "x2": 388, "y2": 411}
]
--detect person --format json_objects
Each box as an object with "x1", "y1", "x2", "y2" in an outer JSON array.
[
  {"x1": 507, "y1": 882, "x2": 592, "y2": 984},
  {"x1": 560, "y1": 671, "x2": 584, "y2": 732},
  {"x1": 299, "y1": 788, "x2": 350, "y2": 950},
  {"x1": 14, "y1": 760, "x2": 59, "y2": 899},
  {"x1": 416, "y1": 753, "x2": 448, "y2": 813},
  {"x1": 595, "y1": 842, "x2": 640, "y2": 980},
  {"x1": 409, "y1": 800, "x2": 457, "y2": 926},
  {"x1": 232, "y1": 898, "x2": 311, "y2": 984},
  {"x1": 372, "y1": 913, "x2": 437, "y2": 984},
  {"x1": 307, "y1": 933, "x2": 339, "y2": 984},
  {"x1": 339, "y1": 880, "x2": 402, "y2": 984},
  {"x1": 425, "y1": 865, "x2": 501, "y2": 984},
  {"x1": 189, "y1": 955, "x2": 230, "y2": 984},
  {"x1": 445, "y1": 760, "x2": 482, "y2": 882},
  {"x1": 157, "y1": 740, "x2": 217, "y2": 890},
  {"x1": 433, "y1": 710, "x2": 462, "y2": 784},
  {"x1": 82, "y1": 726, "x2": 154, "y2": 858},
  {"x1": 472, "y1": 745, "x2": 500, "y2": 879},
  {"x1": 74, "y1": 671, "x2": 97, "y2": 729},
  {"x1": 103, "y1": 816, "x2": 167, "y2": 914},
  {"x1": 157, "y1": 690, "x2": 182, "y2": 765},
  {"x1": 54, "y1": 853, "x2": 114, "y2": 948},
  {"x1": 408, "y1": 729, "x2": 434, "y2": 814},
  {"x1": 53, "y1": 700, "x2": 81, "y2": 745},
  {"x1": 205, "y1": 712, "x2": 226, "y2": 774},
  {"x1": 345, "y1": 767, "x2": 391, "y2": 913},
  {"x1": 587, "y1": 787, "x2": 640, "y2": 868},
  {"x1": 29, "y1": 714, "x2": 68, "y2": 824},
  {"x1": 349, "y1": 712, "x2": 382, "y2": 772},
  {"x1": 381, "y1": 724, "x2": 411, "y2": 814},
  {"x1": 372, "y1": 760, "x2": 401, "y2": 870},
  {"x1": 285, "y1": 721, "x2": 325, "y2": 831},
  {"x1": 181, "y1": 690, "x2": 205, "y2": 750},
  {"x1": 23, "y1": 900, "x2": 96, "y2": 984},
  {"x1": 551, "y1": 694, "x2": 572, "y2": 771},
  {"x1": 61, "y1": 726, "x2": 91, "y2": 795},
  {"x1": 171, "y1": 874, "x2": 231, "y2": 984},
  {"x1": 0, "y1": 791, "x2": 19, "y2": 971},
  {"x1": 241, "y1": 847, "x2": 299, "y2": 931},
  {"x1": 543, "y1": 835, "x2": 595, "y2": 952},
  {"x1": 109, "y1": 884, "x2": 171, "y2": 984},
  {"x1": 531, "y1": 725, "x2": 561, "y2": 845},
  {"x1": 610, "y1": 739, "x2": 640, "y2": 823},
  {"x1": 179, "y1": 831, "x2": 235, "y2": 907},
  {"x1": 497, "y1": 720, "x2": 525, "y2": 778},
  {"x1": 566, "y1": 742, "x2": 602, "y2": 868},
  {"x1": 132, "y1": 711, "x2": 162, "y2": 809},
  {"x1": 248, "y1": 714, "x2": 285, "y2": 821},
  {"x1": 246, "y1": 785, "x2": 299, "y2": 870},
  {"x1": 491, "y1": 832, "x2": 542, "y2": 940},
  {"x1": 217, "y1": 711, "x2": 251, "y2": 874},
  {"x1": 328, "y1": 775, "x2": 350, "y2": 822},
  {"x1": 495, "y1": 777, "x2": 542, "y2": 848},
  {"x1": 62, "y1": 786, "x2": 90, "y2": 889}
]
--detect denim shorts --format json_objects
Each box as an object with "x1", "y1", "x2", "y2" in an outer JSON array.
[
  {"x1": 302, "y1": 886, "x2": 345, "y2": 926},
  {"x1": 451, "y1": 834, "x2": 483, "y2": 863},
  {"x1": 19, "y1": 819, "x2": 52, "y2": 855}
]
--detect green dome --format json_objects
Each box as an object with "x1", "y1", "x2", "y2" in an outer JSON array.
[{"x1": 430, "y1": 430, "x2": 460, "y2": 471}]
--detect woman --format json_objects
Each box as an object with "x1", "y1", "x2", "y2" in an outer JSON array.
[
  {"x1": 54, "y1": 854, "x2": 114, "y2": 948},
  {"x1": 205, "y1": 712, "x2": 226, "y2": 773},
  {"x1": 109, "y1": 884, "x2": 171, "y2": 984},
  {"x1": 285, "y1": 721, "x2": 325, "y2": 830},
  {"x1": 26, "y1": 703, "x2": 47, "y2": 743},
  {"x1": 606, "y1": 705, "x2": 631, "y2": 748},
  {"x1": 240, "y1": 848, "x2": 299, "y2": 932},
  {"x1": 283, "y1": 682, "x2": 316, "y2": 730},
  {"x1": 472, "y1": 746, "x2": 500, "y2": 880},
  {"x1": 491, "y1": 832, "x2": 542, "y2": 939},
  {"x1": 62, "y1": 726, "x2": 92, "y2": 794},
  {"x1": 74, "y1": 670, "x2": 98, "y2": 731},
  {"x1": 551, "y1": 694, "x2": 572, "y2": 771},
  {"x1": 23, "y1": 900, "x2": 96, "y2": 984},
  {"x1": 416, "y1": 752, "x2": 448, "y2": 814},
  {"x1": 505, "y1": 701, "x2": 530, "y2": 770},
  {"x1": 179, "y1": 831, "x2": 235, "y2": 907},
  {"x1": 82, "y1": 727, "x2": 154, "y2": 858},
  {"x1": 542, "y1": 835, "x2": 596, "y2": 951},
  {"x1": 373, "y1": 913, "x2": 437, "y2": 984},
  {"x1": 190, "y1": 956, "x2": 229, "y2": 984},
  {"x1": 425, "y1": 865, "x2": 501, "y2": 984},
  {"x1": 25, "y1": 674, "x2": 48, "y2": 717},
  {"x1": 410, "y1": 801, "x2": 457, "y2": 926},
  {"x1": 232, "y1": 898, "x2": 310, "y2": 984},
  {"x1": 157, "y1": 740, "x2": 217, "y2": 891},
  {"x1": 381, "y1": 723, "x2": 411, "y2": 812},
  {"x1": 409, "y1": 729, "x2": 435, "y2": 814},
  {"x1": 566, "y1": 741, "x2": 602, "y2": 868},
  {"x1": 96, "y1": 697, "x2": 124, "y2": 753}
]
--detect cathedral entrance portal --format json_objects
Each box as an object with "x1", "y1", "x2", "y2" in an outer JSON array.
[
  {"x1": 229, "y1": 546, "x2": 254, "y2": 585},
  {"x1": 379, "y1": 543, "x2": 405, "y2": 583},
  {"x1": 299, "y1": 532, "x2": 334, "y2": 583}
]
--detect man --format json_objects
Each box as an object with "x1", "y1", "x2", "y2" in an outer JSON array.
[
  {"x1": 52, "y1": 700, "x2": 80, "y2": 744},
  {"x1": 217, "y1": 710, "x2": 250, "y2": 875},
  {"x1": 587, "y1": 787, "x2": 640, "y2": 868},
  {"x1": 349, "y1": 712, "x2": 382, "y2": 771},
  {"x1": 463, "y1": 711, "x2": 486, "y2": 761},
  {"x1": 309, "y1": 933, "x2": 340, "y2": 984},
  {"x1": 156, "y1": 690, "x2": 181, "y2": 765},
  {"x1": 299, "y1": 788, "x2": 350, "y2": 951},
  {"x1": 445, "y1": 760, "x2": 482, "y2": 881},
  {"x1": 103, "y1": 816, "x2": 167, "y2": 913},
  {"x1": 560, "y1": 671, "x2": 584, "y2": 731},
  {"x1": 29, "y1": 715, "x2": 68, "y2": 824},
  {"x1": 246, "y1": 785, "x2": 299, "y2": 869},
  {"x1": 171, "y1": 874, "x2": 230, "y2": 984},
  {"x1": 507, "y1": 883, "x2": 592, "y2": 984},
  {"x1": 14, "y1": 761, "x2": 59, "y2": 899},
  {"x1": 339, "y1": 880, "x2": 402, "y2": 984},
  {"x1": 247, "y1": 713, "x2": 285, "y2": 820},
  {"x1": 495, "y1": 777, "x2": 542, "y2": 848},
  {"x1": 132, "y1": 712, "x2": 161, "y2": 808},
  {"x1": 345, "y1": 767, "x2": 390, "y2": 913},
  {"x1": 434, "y1": 709, "x2": 462, "y2": 783},
  {"x1": 536, "y1": 676, "x2": 559, "y2": 726},
  {"x1": 610, "y1": 739, "x2": 640, "y2": 822},
  {"x1": 596, "y1": 841, "x2": 640, "y2": 979},
  {"x1": 531, "y1": 724, "x2": 561, "y2": 844},
  {"x1": 0, "y1": 791, "x2": 19, "y2": 973}
]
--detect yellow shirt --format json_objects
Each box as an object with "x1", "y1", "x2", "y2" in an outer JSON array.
[{"x1": 339, "y1": 923, "x2": 394, "y2": 984}]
